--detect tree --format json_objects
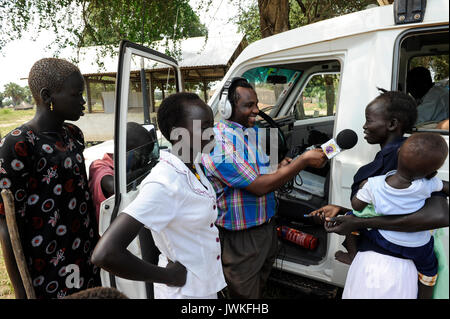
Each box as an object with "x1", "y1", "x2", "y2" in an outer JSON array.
[
  {"x1": 23, "y1": 86, "x2": 34, "y2": 104},
  {"x1": 230, "y1": 2, "x2": 261, "y2": 44},
  {"x1": 258, "y1": 0, "x2": 290, "y2": 38},
  {"x1": 410, "y1": 55, "x2": 450, "y2": 83},
  {"x1": 3, "y1": 82, "x2": 27, "y2": 106},
  {"x1": 0, "y1": 0, "x2": 206, "y2": 59},
  {"x1": 231, "y1": 0, "x2": 379, "y2": 41},
  {"x1": 0, "y1": 91, "x2": 4, "y2": 108},
  {"x1": 78, "y1": 1, "x2": 206, "y2": 47},
  {"x1": 229, "y1": 0, "x2": 377, "y2": 114},
  {"x1": 291, "y1": 0, "x2": 379, "y2": 27}
]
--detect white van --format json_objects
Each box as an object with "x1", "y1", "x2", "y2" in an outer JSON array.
[{"x1": 94, "y1": 0, "x2": 449, "y2": 298}]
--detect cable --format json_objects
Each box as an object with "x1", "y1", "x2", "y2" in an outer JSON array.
[
  {"x1": 278, "y1": 179, "x2": 293, "y2": 194},
  {"x1": 294, "y1": 173, "x2": 303, "y2": 187},
  {"x1": 277, "y1": 144, "x2": 305, "y2": 193},
  {"x1": 205, "y1": 0, "x2": 225, "y2": 30}
]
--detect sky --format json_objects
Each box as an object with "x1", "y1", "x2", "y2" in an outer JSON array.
[{"x1": 0, "y1": 0, "x2": 239, "y2": 91}]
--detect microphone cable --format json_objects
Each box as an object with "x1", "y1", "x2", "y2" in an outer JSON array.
[{"x1": 277, "y1": 144, "x2": 306, "y2": 194}]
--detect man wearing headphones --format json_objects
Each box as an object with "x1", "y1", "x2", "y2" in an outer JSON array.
[{"x1": 202, "y1": 77, "x2": 327, "y2": 298}]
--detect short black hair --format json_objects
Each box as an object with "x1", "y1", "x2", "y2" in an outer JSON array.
[
  {"x1": 407, "y1": 132, "x2": 449, "y2": 159},
  {"x1": 407, "y1": 66, "x2": 433, "y2": 87},
  {"x1": 157, "y1": 92, "x2": 205, "y2": 142},
  {"x1": 28, "y1": 58, "x2": 82, "y2": 105},
  {"x1": 399, "y1": 132, "x2": 448, "y2": 177},
  {"x1": 370, "y1": 91, "x2": 418, "y2": 133},
  {"x1": 228, "y1": 78, "x2": 254, "y2": 108},
  {"x1": 126, "y1": 122, "x2": 155, "y2": 152}
]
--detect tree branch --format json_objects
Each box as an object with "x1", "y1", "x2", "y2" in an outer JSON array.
[{"x1": 295, "y1": 0, "x2": 307, "y2": 15}]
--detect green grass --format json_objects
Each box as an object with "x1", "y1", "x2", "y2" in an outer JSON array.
[
  {"x1": 0, "y1": 249, "x2": 14, "y2": 299},
  {"x1": 0, "y1": 108, "x2": 36, "y2": 138}
]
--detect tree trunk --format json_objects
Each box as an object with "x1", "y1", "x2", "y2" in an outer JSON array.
[
  {"x1": 324, "y1": 75, "x2": 335, "y2": 116},
  {"x1": 258, "y1": 0, "x2": 290, "y2": 38},
  {"x1": 377, "y1": 0, "x2": 394, "y2": 5}
]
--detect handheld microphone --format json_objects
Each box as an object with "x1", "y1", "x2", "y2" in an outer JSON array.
[{"x1": 321, "y1": 129, "x2": 358, "y2": 159}]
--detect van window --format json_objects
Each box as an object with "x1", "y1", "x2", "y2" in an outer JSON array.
[
  {"x1": 409, "y1": 55, "x2": 449, "y2": 83},
  {"x1": 242, "y1": 66, "x2": 302, "y2": 116},
  {"x1": 395, "y1": 28, "x2": 449, "y2": 132},
  {"x1": 293, "y1": 73, "x2": 340, "y2": 121},
  {"x1": 125, "y1": 126, "x2": 159, "y2": 191},
  {"x1": 125, "y1": 54, "x2": 176, "y2": 191}
]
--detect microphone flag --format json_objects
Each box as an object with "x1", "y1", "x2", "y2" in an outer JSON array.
[{"x1": 321, "y1": 139, "x2": 342, "y2": 159}]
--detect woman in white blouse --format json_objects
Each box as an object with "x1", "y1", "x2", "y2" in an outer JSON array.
[{"x1": 92, "y1": 93, "x2": 226, "y2": 299}]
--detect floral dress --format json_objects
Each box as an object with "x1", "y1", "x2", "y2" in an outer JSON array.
[{"x1": 0, "y1": 123, "x2": 101, "y2": 299}]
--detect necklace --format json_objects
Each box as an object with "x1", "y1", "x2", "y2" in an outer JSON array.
[{"x1": 188, "y1": 164, "x2": 208, "y2": 190}]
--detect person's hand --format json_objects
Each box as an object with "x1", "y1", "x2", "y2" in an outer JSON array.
[
  {"x1": 323, "y1": 214, "x2": 360, "y2": 235},
  {"x1": 165, "y1": 260, "x2": 187, "y2": 287},
  {"x1": 309, "y1": 204, "x2": 343, "y2": 224},
  {"x1": 278, "y1": 157, "x2": 292, "y2": 169},
  {"x1": 436, "y1": 119, "x2": 449, "y2": 130},
  {"x1": 301, "y1": 148, "x2": 327, "y2": 168}
]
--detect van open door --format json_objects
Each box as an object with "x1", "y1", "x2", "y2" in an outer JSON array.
[{"x1": 98, "y1": 40, "x2": 182, "y2": 299}]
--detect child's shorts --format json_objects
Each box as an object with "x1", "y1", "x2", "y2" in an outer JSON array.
[{"x1": 362, "y1": 229, "x2": 438, "y2": 286}]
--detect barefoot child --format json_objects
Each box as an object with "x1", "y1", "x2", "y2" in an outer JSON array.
[{"x1": 346, "y1": 133, "x2": 448, "y2": 299}]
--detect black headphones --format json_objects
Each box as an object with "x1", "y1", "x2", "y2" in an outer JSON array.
[{"x1": 218, "y1": 77, "x2": 248, "y2": 119}]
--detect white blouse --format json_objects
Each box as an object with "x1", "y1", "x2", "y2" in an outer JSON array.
[{"x1": 123, "y1": 150, "x2": 226, "y2": 297}]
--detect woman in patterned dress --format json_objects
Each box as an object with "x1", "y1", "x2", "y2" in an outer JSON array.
[{"x1": 0, "y1": 58, "x2": 101, "y2": 299}]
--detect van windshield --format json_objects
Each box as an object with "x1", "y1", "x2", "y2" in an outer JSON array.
[{"x1": 242, "y1": 67, "x2": 302, "y2": 116}]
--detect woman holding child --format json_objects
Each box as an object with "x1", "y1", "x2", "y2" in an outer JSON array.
[{"x1": 310, "y1": 91, "x2": 449, "y2": 299}]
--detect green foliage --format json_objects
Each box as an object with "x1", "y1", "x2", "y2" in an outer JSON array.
[
  {"x1": 231, "y1": 1, "x2": 261, "y2": 44},
  {"x1": 3, "y1": 82, "x2": 28, "y2": 105},
  {"x1": 0, "y1": 0, "x2": 207, "y2": 60},
  {"x1": 79, "y1": 0, "x2": 206, "y2": 47},
  {"x1": 410, "y1": 55, "x2": 449, "y2": 82},
  {"x1": 231, "y1": 0, "x2": 378, "y2": 43},
  {"x1": 0, "y1": 108, "x2": 13, "y2": 116},
  {"x1": 23, "y1": 85, "x2": 33, "y2": 104},
  {"x1": 290, "y1": 0, "x2": 378, "y2": 27},
  {"x1": 303, "y1": 75, "x2": 337, "y2": 100}
]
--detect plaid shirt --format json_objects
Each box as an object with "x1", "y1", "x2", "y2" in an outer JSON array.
[{"x1": 202, "y1": 120, "x2": 277, "y2": 230}]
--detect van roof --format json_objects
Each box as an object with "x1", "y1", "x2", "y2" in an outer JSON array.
[{"x1": 233, "y1": 1, "x2": 448, "y2": 66}]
